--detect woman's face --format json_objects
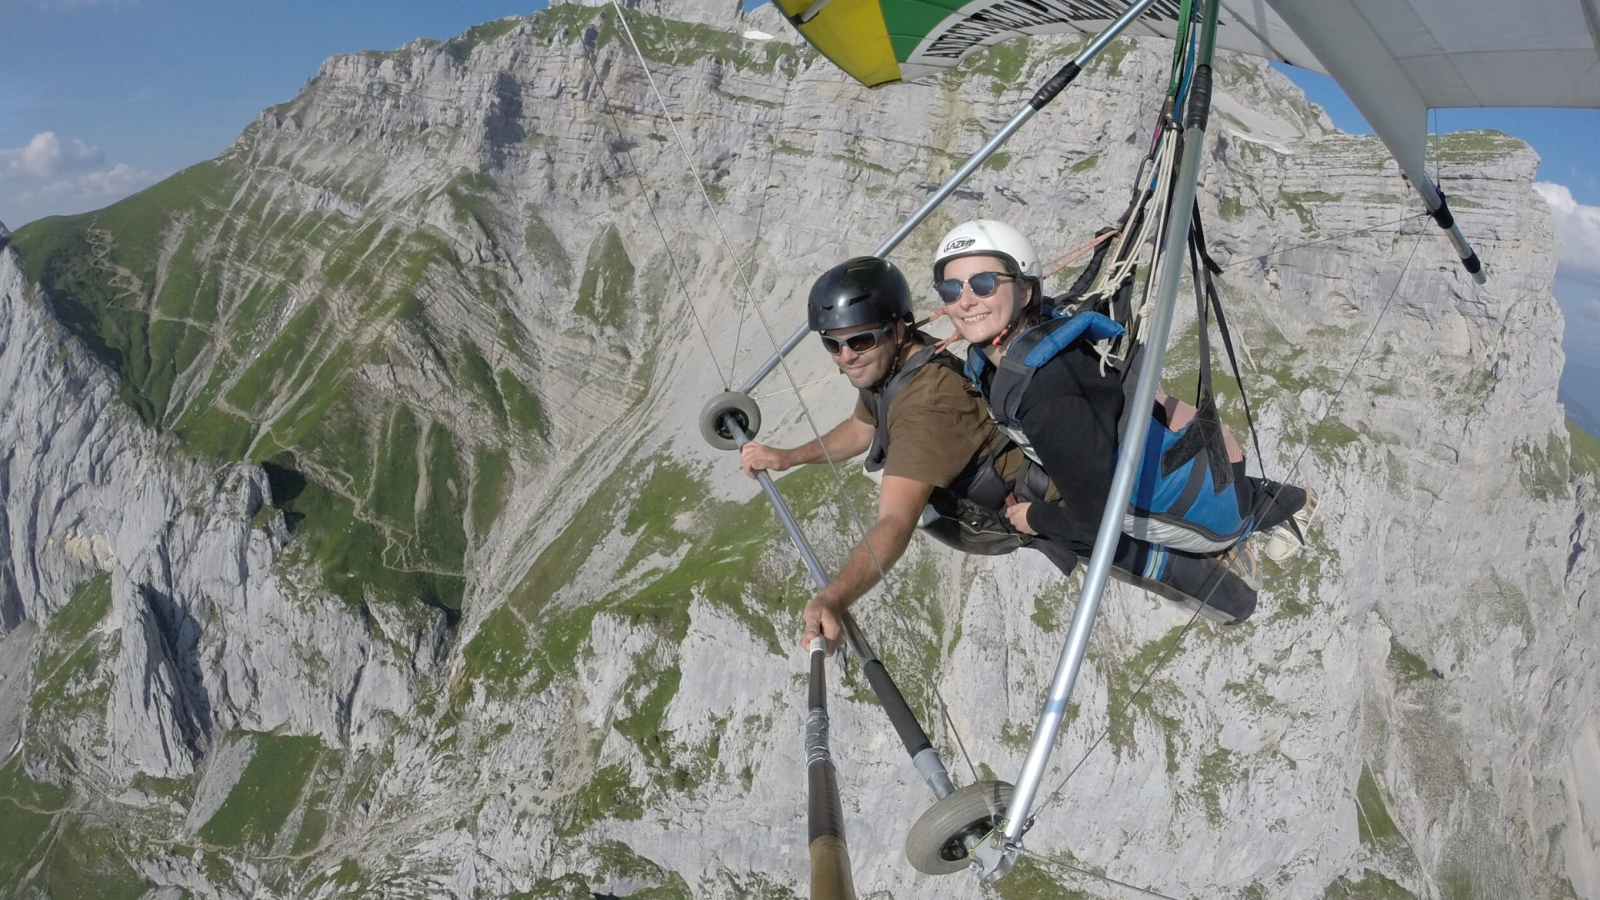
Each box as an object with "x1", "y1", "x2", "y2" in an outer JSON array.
[{"x1": 941, "y1": 254, "x2": 1023, "y2": 346}]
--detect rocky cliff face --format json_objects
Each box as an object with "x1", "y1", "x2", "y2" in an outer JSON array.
[{"x1": 1, "y1": 2, "x2": 1597, "y2": 899}]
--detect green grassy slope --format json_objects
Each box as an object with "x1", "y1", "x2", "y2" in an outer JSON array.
[{"x1": 10, "y1": 126, "x2": 554, "y2": 614}]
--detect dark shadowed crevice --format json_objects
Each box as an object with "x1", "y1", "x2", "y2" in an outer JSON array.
[
  {"x1": 0, "y1": 448, "x2": 22, "y2": 631},
  {"x1": 137, "y1": 582, "x2": 213, "y2": 760},
  {"x1": 1567, "y1": 511, "x2": 1587, "y2": 578},
  {"x1": 485, "y1": 71, "x2": 528, "y2": 169}
]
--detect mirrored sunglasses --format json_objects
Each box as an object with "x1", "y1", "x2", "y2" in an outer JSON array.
[
  {"x1": 820, "y1": 323, "x2": 894, "y2": 355},
  {"x1": 935, "y1": 271, "x2": 1014, "y2": 305}
]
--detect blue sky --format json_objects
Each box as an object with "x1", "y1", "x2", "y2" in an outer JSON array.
[
  {"x1": 2, "y1": 0, "x2": 1597, "y2": 402},
  {"x1": 0, "y1": 0, "x2": 539, "y2": 221}
]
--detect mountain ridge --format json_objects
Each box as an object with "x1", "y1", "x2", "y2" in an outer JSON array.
[{"x1": 1, "y1": 5, "x2": 1597, "y2": 899}]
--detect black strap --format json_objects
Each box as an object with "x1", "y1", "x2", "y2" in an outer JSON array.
[
  {"x1": 1191, "y1": 230, "x2": 1215, "y2": 401},
  {"x1": 1016, "y1": 455, "x2": 1052, "y2": 503},
  {"x1": 1189, "y1": 203, "x2": 1305, "y2": 545},
  {"x1": 1429, "y1": 188, "x2": 1455, "y2": 231},
  {"x1": 987, "y1": 317, "x2": 1072, "y2": 428},
  {"x1": 1156, "y1": 229, "x2": 1232, "y2": 487},
  {"x1": 1031, "y1": 60, "x2": 1082, "y2": 110},
  {"x1": 862, "y1": 344, "x2": 962, "y2": 473}
]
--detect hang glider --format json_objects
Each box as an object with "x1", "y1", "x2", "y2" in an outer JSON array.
[
  {"x1": 776, "y1": 0, "x2": 1600, "y2": 104},
  {"x1": 775, "y1": 0, "x2": 1600, "y2": 283}
]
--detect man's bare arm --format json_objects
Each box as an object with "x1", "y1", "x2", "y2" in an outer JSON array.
[
  {"x1": 801, "y1": 474, "x2": 934, "y2": 651},
  {"x1": 741, "y1": 416, "x2": 874, "y2": 478}
]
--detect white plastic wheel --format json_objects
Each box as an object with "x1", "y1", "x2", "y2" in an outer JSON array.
[
  {"x1": 905, "y1": 780, "x2": 1014, "y2": 875},
  {"x1": 697, "y1": 391, "x2": 762, "y2": 451}
]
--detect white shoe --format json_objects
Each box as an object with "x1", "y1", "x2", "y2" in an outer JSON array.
[
  {"x1": 1220, "y1": 543, "x2": 1262, "y2": 592},
  {"x1": 1263, "y1": 488, "x2": 1319, "y2": 562}
]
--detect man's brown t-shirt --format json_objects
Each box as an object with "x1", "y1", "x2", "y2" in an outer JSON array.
[{"x1": 853, "y1": 363, "x2": 1006, "y2": 488}]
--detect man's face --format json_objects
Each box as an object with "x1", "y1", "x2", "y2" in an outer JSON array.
[{"x1": 822, "y1": 321, "x2": 903, "y2": 390}]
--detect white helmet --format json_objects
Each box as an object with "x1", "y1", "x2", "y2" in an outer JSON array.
[{"x1": 933, "y1": 219, "x2": 1041, "y2": 282}]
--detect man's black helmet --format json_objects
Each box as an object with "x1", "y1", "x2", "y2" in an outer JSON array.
[{"x1": 807, "y1": 256, "x2": 913, "y2": 332}]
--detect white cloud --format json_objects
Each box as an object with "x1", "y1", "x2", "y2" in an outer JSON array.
[
  {"x1": 1535, "y1": 182, "x2": 1600, "y2": 288},
  {"x1": 1, "y1": 131, "x2": 153, "y2": 210},
  {"x1": 0, "y1": 131, "x2": 105, "y2": 180},
  {"x1": 20, "y1": 163, "x2": 156, "y2": 203},
  {"x1": 1556, "y1": 275, "x2": 1600, "y2": 343},
  {"x1": 1540, "y1": 185, "x2": 1600, "y2": 371}
]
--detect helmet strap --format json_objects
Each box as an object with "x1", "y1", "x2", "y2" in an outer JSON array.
[
  {"x1": 871, "y1": 321, "x2": 913, "y2": 391},
  {"x1": 989, "y1": 277, "x2": 1039, "y2": 350}
]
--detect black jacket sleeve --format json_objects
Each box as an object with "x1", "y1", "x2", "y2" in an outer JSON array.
[{"x1": 1018, "y1": 348, "x2": 1127, "y2": 554}]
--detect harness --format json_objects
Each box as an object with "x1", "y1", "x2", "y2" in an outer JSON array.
[
  {"x1": 861, "y1": 342, "x2": 1056, "y2": 559},
  {"x1": 965, "y1": 310, "x2": 1128, "y2": 456},
  {"x1": 964, "y1": 307, "x2": 1253, "y2": 553}
]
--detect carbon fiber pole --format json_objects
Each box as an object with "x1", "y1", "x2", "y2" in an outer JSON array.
[
  {"x1": 807, "y1": 636, "x2": 856, "y2": 900},
  {"x1": 841, "y1": 614, "x2": 956, "y2": 799}
]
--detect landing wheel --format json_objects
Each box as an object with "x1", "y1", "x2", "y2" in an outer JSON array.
[
  {"x1": 697, "y1": 391, "x2": 762, "y2": 451},
  {"x1": 905, "y1": 780, "x2": 1013, "y2": 875}
]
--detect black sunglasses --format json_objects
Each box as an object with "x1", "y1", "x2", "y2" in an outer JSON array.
[
  {"x1": 820, "y1": 323, "x2": 894, "y2": 355},
  {"x1": 935, "y1": 271, "x2": 1014, "y2": 305}
]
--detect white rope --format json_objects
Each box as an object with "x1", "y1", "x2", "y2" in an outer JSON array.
[
  {"x1": 576, "y1": 22, "x2": 730, "y2": 390},
  {"x1": 1067, "y1": 120, "x2": 1181, "y2": 377},
  {"x1": 1128, "y1": 127, "x2": 1183, "y2": 349},
  {"x1": 610, "y1": 2, "x2": 772, "y2": 380}
]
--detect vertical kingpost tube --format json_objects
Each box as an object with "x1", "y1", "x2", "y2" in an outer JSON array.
[
  {"x1": 727, "y1": 417, "x2": 954, "y2": 800},
  {"x1": 808, "y1": 637, "x2": 856, "y2": 900},
  {"x1": 996, "y1": 0, "x2": 1221, "y2": 852},
  {"x1": 735, "y1": 0, "x2": 1160, "y2": 398}
]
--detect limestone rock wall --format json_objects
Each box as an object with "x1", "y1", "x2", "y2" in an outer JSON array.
[{"x1": 0, "y1": 6, "x2": 1596, "y2": 900}]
